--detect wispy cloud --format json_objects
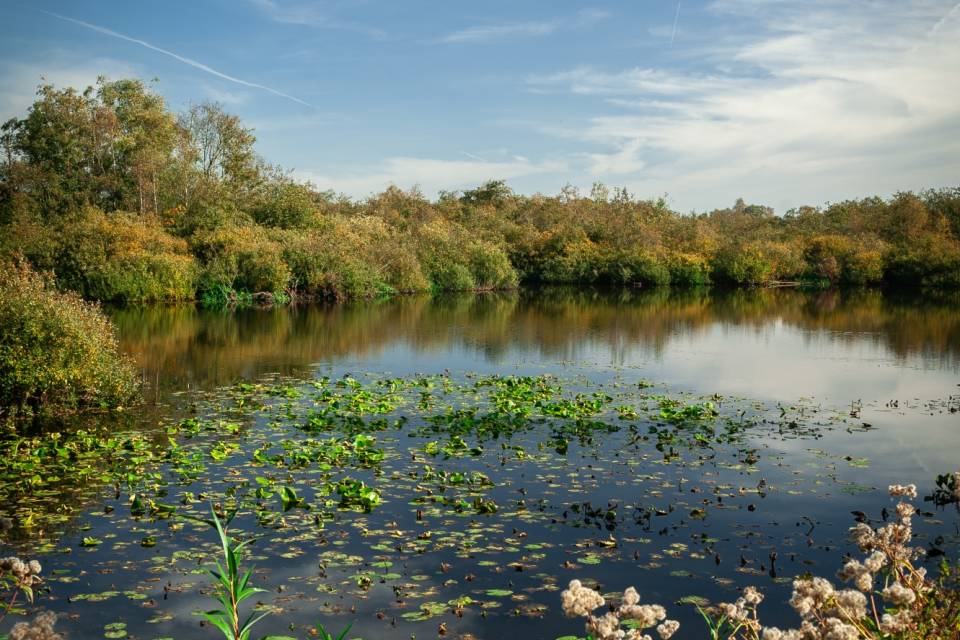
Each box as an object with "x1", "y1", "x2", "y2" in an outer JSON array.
[
  {"x1": 527, "y1": 0, "x2": 960, "y2": 209},
  {"x1": 40, "y1": 9, "x2": 313, "y2": 108},
  {"x1": 248, "y1": 0, "x2": 385, "y2": 38},
  {"x1": 440, "y1": 8, "x2": 610, "y2": 44},
  {"x1": 295, "y1": 155, "x2": 567, "y2": 197}
]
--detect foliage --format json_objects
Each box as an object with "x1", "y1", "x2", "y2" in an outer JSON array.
[
  {"x1": 3, "y1": 78, "x2": 960, "y2": 302},
  {"x1": 195, "y1": 507, "x2": 269, "y2": 640},
  {"x1": 0, "y1": 259, "x2": 140, "y2": 414},
  {"x1": 560, "y1": 486, "x2": 960, "y2": 639}
]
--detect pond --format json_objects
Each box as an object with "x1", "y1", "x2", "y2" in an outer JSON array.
[{"x1": 2, "y1": 287, "x2": 958, "y2": 640}]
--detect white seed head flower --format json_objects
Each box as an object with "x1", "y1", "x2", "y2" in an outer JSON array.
[
  {"x1": 622, "y1": 586, "x2": 640, "y2": 606},
  {"x1": 837, "y1": 559, "x2": 875, "y2": 592},
  {"x1": 849, "y1": 523, "x2": 877, "y2": 551},
  {"x1": 882, "y1": 582, "x2": 916, "y2": 606},
  {"x1": 863, "y1": 550, "x2": 886, "y2": 573},
  {"x1": 620, "y1": 603, "x2": 666, "y2": 628},
  {"x1": 561, "y1": 580, "x2": 605, "y2": 618},
  {"x1": 888, "y1": 484, "x2": 917, "y2": 498},
  {"x1": 790, "y1": 577, "x2": 835, "y2": 618},
  {"x1": 656, "y1": 619, "x2": 679, "y2": 640},
  {"x1": 761, "y1": 628, "x2": 804, "y2": 640},
  {"x1": 822, "y1": 617, "x2": 860, "y2": 640},
  {"x1": 880, "y1": 609, "x2": 914, "y2": 634},
  {"x1": 743, "y1": 586, "x2": 764, "y2": 606},
  {"x1": 587, "y1": 611, "x2": 624, "y2": 640},
  {"x1": 896, "y1": 502, "x2": 916, "y2": 519},
  {"x1": 9, "y1": 612, "x2": 62, "y2": 640},
  {"x1": 833, "y1": 589, "x2": 868, "y2": 620}
]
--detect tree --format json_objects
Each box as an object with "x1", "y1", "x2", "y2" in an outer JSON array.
[{"x1": 179, "y1": 102, "x2": 258, "y2": 194}]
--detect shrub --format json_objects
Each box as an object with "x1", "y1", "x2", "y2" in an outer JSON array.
[
  {"x1": 251, "y1": 180, "x2": 319, "y2": 229},
  {"x1": 614, "y1": 250, "x2": 671, "y2": 286},
  {"x1": 467, "y1": 241, "x2": 518, "y2": 290},
  {"x1": 0, "y1": 260, "x2": 140, "y2": 414},
  {"x1": 278, "y1": 225, "x2": 393, "y2": 300},
  {"x1": 193, "y1": 225, "x2": 291, "y2": 297},
  {"x1": 885, "y1": 235, "x2": 960, "y2": 288},
  {"x1": 5, "y1": 208, "x2": 197, "y2": 302},
  {"x1": 667, "y1": 252, "x2": 711, "y2": 286},
  {"x1": 713, "y1": 244, "x2": 774, "y2": 285},
  {"x1": 415, "y1": 219, "x2": 478, "y2": 291}
]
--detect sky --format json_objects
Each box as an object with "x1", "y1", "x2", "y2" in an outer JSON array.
[{"x1": 1, "y1": 0, "x2": 959, "y2": 212}]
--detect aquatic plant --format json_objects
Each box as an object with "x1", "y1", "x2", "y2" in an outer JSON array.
[
  {"x1": 560, "y1": 484, "x2": 960, "y2": 640},
  {"x1": 197, "y1": 507, "x2": 269, "y2": 640}
]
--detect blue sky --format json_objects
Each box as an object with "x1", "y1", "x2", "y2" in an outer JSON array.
[{"x1": 1, "y1": 0, "x2": 959, "y2": 212}]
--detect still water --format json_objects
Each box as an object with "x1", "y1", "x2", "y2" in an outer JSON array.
[{"x1": 3, "y1": 287, "x2": 959, "y2": 640}]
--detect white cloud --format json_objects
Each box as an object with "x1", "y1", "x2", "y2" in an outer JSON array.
[
  {"x1": 295, "y1": 155, "x2": 567, "y2": 197},
  {"x1": 248, "y1": 0, "x2": 386, "y2": 38},
  {"x1": 440, "y1": 8, "x2": 610, "y2": 44},
  {"x1": 0, "y1": 55, "x2": 138, "y2": 122},
  {"x1": 526, "y1": 0, "x2": 960, "y2": 211},
  {"x1": 441, "y1": 21, "x2": 557, "y2": 43},
  {"x1": 202, "y1": 85, "x2": 250, "y2": 106}
]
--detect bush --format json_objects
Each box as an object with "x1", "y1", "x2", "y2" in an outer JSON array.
[
  {"x1": 193, "y1": 225, "x2": 291, "y2": 297},
  {"x1": 713, "y1": 244, "x2": 774, "y2": 285},
  {"x1": 5, "y1": 208, "x2": 198, "y2": 302},
  {"x1": 667, "y1": 253, "x2": 711, "y2": 286},
  {"x1": 467, "y1": 241, "x2": 518, "y2": 290},
  {"x1": 613, "y1": 250, "x2": 671, "y2": 286},
  {"x1": 804, "y1": 236, "x2": 889, "y2": 285},
  {"x1": 0, "y1": 260, "x2": 140, "y2": 414},
  {"x1": 885, "y1": 234, "x2": 960, "y2": 288},
  {"x1": 415, "y1": 219, "x2": 479, "y2": 291},
  {"x1": 251, "y1": 180, "x2": 319, "y2": 229}
]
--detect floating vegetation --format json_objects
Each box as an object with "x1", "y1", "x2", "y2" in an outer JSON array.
[
  {"x1": 0, "y1": 372, "x2": 957, "y2": 639},
  {"x1": 558, "y1": 486, "x2": 960, "y2": 639}
]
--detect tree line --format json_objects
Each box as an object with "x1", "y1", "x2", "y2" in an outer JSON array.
[{"x1": 2, "y1": 77, "x2": 959, "y2": 304}]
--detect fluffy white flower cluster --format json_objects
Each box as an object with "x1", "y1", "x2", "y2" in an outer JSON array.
[
  {"x1": 716, "y1": 586, "x2": 764, "y2": 633},
  {"x1": 560, "y1": 581, "x2": 680, "y2": 640},
  {"x1": 881, "y1": 582, "x2": 916, "y2": 607},
  {"x1": 0, "y1": 557, "x2": 42, "y2": 580},
  {"x1": 887, "y1": 484, "x2": 918, "y2": 498},
  {"x1": 561, "y1": 579, "x2": 606, "y2": 618},
  {"x1": 9, "y1": 611, "x2": 63, "y2": 640},
  {"x1": 560, "y1": 483, "x2": 942, "y2": 640},
  {"x1": 836, "y1": 550, "x2": 885, "y2": 592}
]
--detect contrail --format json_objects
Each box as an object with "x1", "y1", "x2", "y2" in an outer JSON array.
[
  {"x1": 460, "y1": 151, "x2": 487, "y2": 162},
  {"x1": 928, "y1": 1, "x2": 960, "y2": 37},
  {"x1": 670, "y1": 0, "x2": 681, "y2": 46},
  {"x1": 40, "y1": 9, "x2": 313, "y2": 108}
]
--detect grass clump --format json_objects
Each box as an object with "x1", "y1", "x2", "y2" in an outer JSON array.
[{"x1": 0, "y1": 259, "x2": 140, "y2": 415}]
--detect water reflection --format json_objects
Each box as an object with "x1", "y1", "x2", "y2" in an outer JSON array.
[{"x1": 111, "y1": 287, "x2": 960, "y2": 403}]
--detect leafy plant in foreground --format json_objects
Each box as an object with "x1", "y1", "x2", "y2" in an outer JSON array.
[
  {"x1": 313, "y1": 622, "x2": 353, "y2": 640},
  {"x1": 196, "y1": 507, "x2": 269, "y2": 640}
]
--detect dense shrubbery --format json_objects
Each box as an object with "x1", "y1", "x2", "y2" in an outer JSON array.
[
  {"x1": 1, "y1": 208, "x2": 197, "y2": 302},
  {"x1": 0, "y1": 260, "x2": 140, "y2": 415},
  {"x1": 2, "y1": 78, "x2": 960, "y2": 304}
]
